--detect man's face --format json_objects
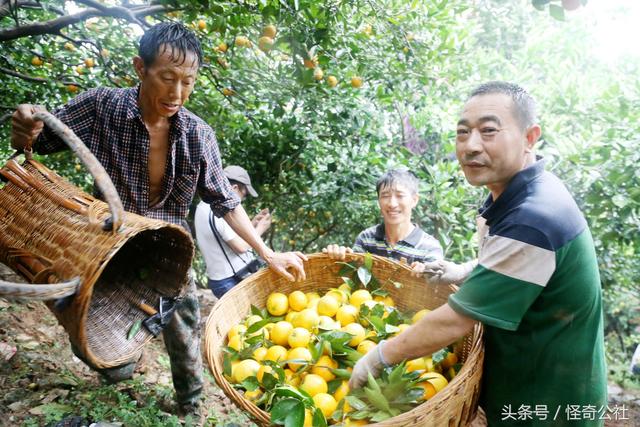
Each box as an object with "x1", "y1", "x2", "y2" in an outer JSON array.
[
  {"x1": 134, "y1": 45, "x2": 199, "y2": 118},
  {"x1": 377, "y1": 183, "x2": 418, "y2": 227},
  {"x1": 455, "y1": 93, "x2": 534, "y2": 199}
]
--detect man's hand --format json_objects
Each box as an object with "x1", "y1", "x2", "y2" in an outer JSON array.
[
  {"x1": 265, "y1": 251, "x2": 307, "y2": 282},
  {"x1": 251, "y1": 209, "x2": 271, "y2": 236},
  {"x1": 349, "y1": 340, "x2": 388, "y2": 389},
  {"x1": 322, "y1": 244, "x2": 353, "y2": 260},
  {"x1": 11, "y1": 104, "x2": 46, "y2": 151},
  {"x1": 411, "y1": 259, "x2": 476, "y2": 285}
]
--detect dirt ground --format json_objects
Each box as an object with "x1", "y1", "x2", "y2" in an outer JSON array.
[{"x1": 1, "y1": 263, "x2": 639, "y2": 427}]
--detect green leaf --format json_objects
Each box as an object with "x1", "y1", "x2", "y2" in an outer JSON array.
[
  {"x1": 357, "y1": 266, "x2": 372, "y2": 286},
  {"x1": 364, "y1": 252, "x2": 373, "y2": 270},
  {"x1": 549, "y1": 4, "x2": 565, "y2": 20},
  {"x1": 531, "y1": 0, "x2": 550, "y2": 11},
  {"x1": 271, "y1": 398, "x2": 303, "y2": 424},
  {"x1": 345, "y1": 395, "x2": 368, "y2": 411},
  {"x1": 432, "y1": 348, "x2": 448, "y2": 365},
  {"x1": 127, "y1": 319, "x2": 142, "y2": 340},
  {"x1": 250, "y1": 305, "x2": 263, "y2": 316},
  {"x1": 247, "y1": 318, "x2": 271, "y2": 334},
  {"x1": 312, "y1": 408, "x2": 328, "y2": 427},
  {"x1": 241, "y1": 376, "x2": 260, "y2": 391}
]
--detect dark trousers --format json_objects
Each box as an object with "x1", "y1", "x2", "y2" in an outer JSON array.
[{"x1": 207, "y1": 276, "x2": 240, "y2": 299}]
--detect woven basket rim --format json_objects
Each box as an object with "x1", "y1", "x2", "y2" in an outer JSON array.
[{"x1": 205, "y1": 252, "x2": 484, "y2": 426}]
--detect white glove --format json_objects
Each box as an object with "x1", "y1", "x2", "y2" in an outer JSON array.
[
  {"x1": 412, "y1": 260, "x2": 477, "y2": 285},
  {"x1": 349, "y1": 340, "x2": 389, "y2": 389}
]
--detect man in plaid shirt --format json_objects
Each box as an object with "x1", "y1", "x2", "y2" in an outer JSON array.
[{"x1": 11, "y1": 22, "x2": 307, "y2": 420}]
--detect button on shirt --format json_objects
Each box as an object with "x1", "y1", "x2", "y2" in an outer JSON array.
[{"x1": 35, "y1": 87, "x2": 240, "y2": 224}]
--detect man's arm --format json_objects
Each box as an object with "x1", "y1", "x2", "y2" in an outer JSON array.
[
  {"x1": 349, "y1": 303, "x2": 477, "y2": 388},
  {"x1": 411, "y1": 259, "x2": 478, "y2": 285},
  {"x1": 224, "y1": 204, "x2": 306, "y2": 281},
  {"x1": 225, "y1": 209, "x2": 271, "y2": 254}
]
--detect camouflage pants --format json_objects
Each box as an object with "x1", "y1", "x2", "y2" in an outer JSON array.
[
  {"x1": 74, "y1": 274, "x2": 203, "y2": 406},
  {"x1": 163, "y1": 274, "x2": 204, "y2": 405}
]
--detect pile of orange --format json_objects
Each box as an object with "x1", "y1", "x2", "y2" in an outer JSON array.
[{"x1": 224, "y1": 285, "x2": 460, "y2": 426}]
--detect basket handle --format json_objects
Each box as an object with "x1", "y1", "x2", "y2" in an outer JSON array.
[
  {"x1": 30, "y1": 111, "x2": 124, "y2": 232},
  {"x1": 0, "y1": 276, "x2": 80, "y2": 300}
]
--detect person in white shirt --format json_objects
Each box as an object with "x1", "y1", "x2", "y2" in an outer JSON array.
[{"x1": 194, "y1": 165, "x2": 271, "y2": 298}]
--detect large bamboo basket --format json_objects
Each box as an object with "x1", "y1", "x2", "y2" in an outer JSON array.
[
  {"x1": 0, "y1": 112, "x2": 194, "y2": 369},
  {"x1": 205, "y1": 253, "x2": 484, "y2": 426}
]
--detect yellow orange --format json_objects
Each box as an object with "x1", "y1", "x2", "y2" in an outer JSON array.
[
  {"x1": 233, "y1": 359, "x2": 260, "y2": 383},
  {"x1": 270, "y1": 321, "x2": 293, "y2": 346},
  {"x1": 420, "y1": 372, "x2": 448, "y2": 392},
  {"x1": 333, "y1": 380, "x2": 349, "y2": 403},
  {"x1": 300, "y1": 373, "x2": 328, "y2": 396},
  {"x1": 264, "y1": 345, "x2": 288, "y2": 363},
  {"x1": 336, "y1": 304, "x2": 358, "y2": 326},
  {"x1": 356, "y1": 340, "x2": 377, "y2": 355},
  {"x1": 341, "y1": 323, "x2": 366, "y2": 347},
  {"x1": 228, "y1": 324, "x2": 247, "y2": 340},
  {"x1": 349, "y1": 289, "x2": 372, "y2": 307},
  {"x1": 253, "y1": 347, "x2": 268, "y2": 362},
  {"x1": 288, "y1": 291, "x2": 308, "y2": 311},
  {"x1": 287, "y1": 347, "x2": 312, "y2": 372},
  {"x1": 351, "y1": 76, "x2": 363, "y2": 88},
  {"x1": 317, "y1": 295, "x2": 340, "y2": 317},
  {"x1": 311, "y1": 355, "x2": 338, "y2": 382},
  {"x1": 288, "y1": 327, "x2": 311, "y2": 348},
  {"x1": 262, "y1": 24, "x2": 277, "y2": 38},
  {"x1": 267, "y1": 292, "x2": 289, "y2": 316},
  {"x1": 313, "y1": 393, "x2": 337, "y2": 418},
  {"x1": 228, "y1": 335, "x2": 244, "y2": 351},
  {"x1": 293, "y1": 308, "x2": 319, "y2": 331},
  {"x1": 256, "y1": 364, "x2": 274, "y2": 384},
  {"x1": 327, "y1": 75, "x2": 338, "y2": 88}
]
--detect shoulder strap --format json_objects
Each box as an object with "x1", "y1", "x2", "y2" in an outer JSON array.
[{"x1": 209, "y1": 212, "x2": 247, "y2": 274}]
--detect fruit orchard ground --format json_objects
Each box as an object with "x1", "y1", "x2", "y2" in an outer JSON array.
[{"x1": 0, "y1": 262, "x2": 638, "y2": 426}]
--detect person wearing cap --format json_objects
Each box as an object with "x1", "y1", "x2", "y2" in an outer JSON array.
[{"x1": 194, "y1": 165, "x2": 272, "y2": 298}]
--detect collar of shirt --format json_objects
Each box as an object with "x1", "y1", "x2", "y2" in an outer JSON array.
[
  {"x1": 374, "y1": 223, "x2": 422, "y2": 246},
  {"x1": 480, "y1": 156, "x2": 546, "y2": 222}
]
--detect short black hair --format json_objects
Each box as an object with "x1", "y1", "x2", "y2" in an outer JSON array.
[
  {"x1": 376, "y1": 168, "x2": 420, "y2": 196},
  {"x1": 138, "y1": 22, "x2": 203, "y2": 68},
  {"x1": 468, "y1": 81, "x2": 537, "y2": 129}
]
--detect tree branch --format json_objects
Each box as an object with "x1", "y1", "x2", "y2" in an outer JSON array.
[
  {"x1": 0, "y1": 4, "x2": 167, "y2": 42},
  {"x1": 0, "y1": 65, "x2": 47, "y2": 82}
]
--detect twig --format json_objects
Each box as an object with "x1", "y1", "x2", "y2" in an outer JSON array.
[
  {"x1": 0, "y1": 65, "x2": 47, "y2": 82},
  {"x1": 0, "y1": 4, "x2": 166, "y2": 42}
]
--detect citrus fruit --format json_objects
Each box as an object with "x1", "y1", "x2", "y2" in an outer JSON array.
[
  {"x1": 288, "y1": 291, "x2": 308, "y2": 311},
  {"x1": 228, "y1": 324, "x2": 247, "y2": 340},
  {"x1": 256, "y1": 364, "x2": 274, "y2": 384},
  {"x1": 313, "y1": 393, "x2": 337, "y2": 418},
  {"x1": 336, "y1": 304, "x2": 358, "y2": 326},
  {"x1": 349, "y1": 289, "x2": 372, "y2": 307},
  {"x1": 327, "y1": 75, "x2": 338, "y2": 88},
  {"x1": 267, "y1": 292, "x2": 289, "y2": 316},
  {"x1": 311, "y1": 355, "x2": 338, "y2": 382},
  {"x1": 264, "y1": 345, "x2": 288, "y2": 362},
  {"x1": 356, "y1": 340, "x2": 377, "y2": 355},
  {"x1": 293, "y1": 308, "x2": 319, "y2": 331},
  {"x1": 287, "y1": 347, "x2": 312, "y2": 372},
  {"x1": 270, "y1": 321, "x2": 293, "y2": 346},
  {"x1": 341, "y1": 323, "x2": 366, "y2": 347},
  {"x1": 333, "y1": 380, "x2": 349, "y2": 403},
  {"x1": 300, "y1": 373, "x2": 328, "y2": 396},
  {"x1": 253, "y1": 347, "x2": 268, "y2": 361},
  {"x1": 262, "y1": 24, "x2": 277, "y2": 38},
  {"x1": 420, "y1": 372, "x2": 448, "y2": 392},
  {"x1": 233, "y1": 359, "x2": 260, "y2": 383},
  {"x1": 317, "y1": 295, "x2": 340, "y2": 317},
  {"x1": 351, "y1": 76, "x2": 363, "y2": 88},
  {"x1": 288, "y1": 327, "x2": 311, "y2": 348}
]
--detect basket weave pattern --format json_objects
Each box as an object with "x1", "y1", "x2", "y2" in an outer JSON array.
[
  {"x1": 205, "y1": 253, "x2": 483, "y2": 426},
  {"x1": 0, "y1": 159, "x2": 194, "y2": 368}
]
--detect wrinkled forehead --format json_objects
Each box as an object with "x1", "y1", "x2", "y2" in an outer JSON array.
[
  {"x1": 459, "y1": 93, "x2": 516, "y2": 124},
  {"x1": 155, "y1": 43, "x2": 200, "y2": 69}
]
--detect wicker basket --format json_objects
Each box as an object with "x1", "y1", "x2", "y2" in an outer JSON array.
[
  {"x1": 205, "y1": 253, "x2": 484, "y2": 426},
  {"x1": 0, "y1": 112, "x2": 194, "y2": 369}
]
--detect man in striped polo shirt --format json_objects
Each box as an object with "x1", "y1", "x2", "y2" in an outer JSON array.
[
  {"x1": 349, "y1": 82, "x2": 607, "y2": 426},
  {"x1": 324, "y1": 168, "x2": 443, "y2": 265}
]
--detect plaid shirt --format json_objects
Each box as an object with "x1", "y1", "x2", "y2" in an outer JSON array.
[
  {"x1": 353, "y1": 223, "x2": 443, "y2": 265},
  {"x1": 36, "y1": 87, "x2": 240, "y2": 225}
]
